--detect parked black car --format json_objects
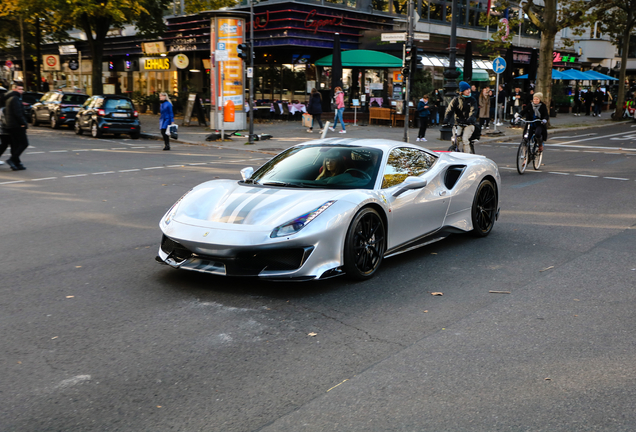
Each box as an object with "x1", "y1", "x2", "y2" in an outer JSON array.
[
  {"x1": 21, "y1": 91, "x2": 44, "y2": 120},
  {"x1": 74, "y1": 95, "x2": 140, "y2": 139},
  {"x1": 31, "y1": 91, "x2": 89, "y2": 128}
]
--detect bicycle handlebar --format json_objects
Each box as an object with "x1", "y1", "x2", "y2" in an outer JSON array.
[{"x1": 516, "y1": 118, "x2": 544, "y2": 123}]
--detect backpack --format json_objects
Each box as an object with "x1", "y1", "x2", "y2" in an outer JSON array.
[{"x1": 331, "y1": 96, "x2": 338, "y2": 110}]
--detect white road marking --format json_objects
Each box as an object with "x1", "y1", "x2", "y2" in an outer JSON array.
[
  {"x1": 549, "y1": 172, "x2": 569, "y2": 175},
  {"x1": 92, "y1": 171, "x2": 115, "y2": 175},
  {"x1": 118, "y1": 169, "x2": 140, "y2": 172},
  {"x1": 167, "y1": 164, "x2": 184, "y2": 167},
  {"x1": 575, "y1": 174, "x2": 598, "y2": 178},
  {"x1": 131, "y1": 146, "x2": 145, "y2": 149},
  {"x1": 188, "y1": 163, "x2": 207, "y2": 166},
  {"x1": 31, "y1": 177, "x2": 57, "y2": 181},
  {"x1": 143, "y1": 166, "x2": 164, "y2": 170},
  {"x1": 50, "y1": 150, "x2": 68, "y2": 153},
  {"x1": 0, "y1": 180, "x2": 25, "y2": 184},
  {"x1": 603, "y1": 177, "x2": 629, "y2": 180},
  {"x1": 64, "y1": 174, "x2": 87, "y2": 178},
  {"x1": 26, "y1": 151, "x2": 45, "y2": 154}
]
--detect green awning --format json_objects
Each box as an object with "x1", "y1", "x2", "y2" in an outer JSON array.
[
  {"x1": 457, "y1": 68, "x2": 491, "y2": 82},
  {"x1": 315, "y1": 50, "x2": 403, "y2": 67}
]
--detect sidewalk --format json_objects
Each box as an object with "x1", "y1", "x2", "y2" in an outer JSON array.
[{"x1": 138, "y1": 111, "x2": 622, "y2": 154}]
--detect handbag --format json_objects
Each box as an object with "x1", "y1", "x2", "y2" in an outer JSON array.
[
  {"x1": 167, "y1": 124, "x2": 178, "y2": 139},
  {"x1": 301, "y1": 113, "x2": 312, "y2": 127}
]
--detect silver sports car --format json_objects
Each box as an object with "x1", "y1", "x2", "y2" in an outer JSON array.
[{"x1": 157, "y1": 138, "x2": 500, "y2": 281}]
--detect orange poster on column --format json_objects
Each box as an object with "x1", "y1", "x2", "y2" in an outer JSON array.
[{"x1": 217, "y1": 18, "x2": 244, "y2": 107}]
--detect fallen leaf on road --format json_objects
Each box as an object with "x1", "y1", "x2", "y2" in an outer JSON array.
[
  {"x1": 308, "y1": 332, "x2": 317, "y2": 337},
  {"x1": 423, "y1": 310, "x2": 428, "y2": 313},
  {"x1": 431, "y1": 292, "x2": 443, "y2": 296},
  {"x1": 539, "y1": 266, "x2": 554, "y2": 272},
  {"x1": 489, "y1": 290, "x2": 511, "y2": 294},
  {"x1": 545, "y1": 378, "x2": 551, "y2": 381},
  {"x1": 75, "y1": 266, "x2": 82, "y2": 268},
  {"x1": 51, "y1": 336, "x2": 58, "y2": 340},
  {"x1": 66, "y1": 296, "x2": 74, "y2": 299},
  {"x1": 431, "y1": 253, "x2": 437, "y2": 255}
]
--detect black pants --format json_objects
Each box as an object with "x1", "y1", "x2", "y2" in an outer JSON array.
[
  {"x1": 0, "y1": 134, "x2": 10, "y2": 158},
  {"x1": 7, "y1": 127, "x2": 28, "y2": 164},
  {"x1": 480, "y1": 117, "x2": 490, "y2": 128},
  {"x1": 418, "y1": 117, "x2": 428, "y2": 138},
  {"x1": 310, "y1": 114, "x2": 323, "y2": 130},
  {"x1": 161, "y1": 128, "x2": 170, "y2": 148}
]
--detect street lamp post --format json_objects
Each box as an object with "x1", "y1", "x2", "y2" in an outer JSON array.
[{"x1": 440, "y1": 0, "x2": 460, "y2": 140}]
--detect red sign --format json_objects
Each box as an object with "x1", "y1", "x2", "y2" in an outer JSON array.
[
  {"x1": 252, "y1": 9, "x2": 343, "y2": 34},
  {"x1": 45, "y1": 55, "x2": 58, "y2": 67},
  {"x1": 5, "y1": 60, "x2": 13, "y2": 69}
]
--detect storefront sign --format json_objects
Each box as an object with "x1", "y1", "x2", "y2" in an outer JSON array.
[
  {"x1": 174, "y1": 54, "x2": 190, "y2": 69},
  {"x1": 553, "y1": 52, "x2": 577, "y2": 63},
  {"x1": 59, "y1": 45, "x2": 77, "y2": 55},
  {"x1": 143, "y1": 42, "x2": 166, "y2": 54},
  {"x1": 141, "y1": 57, "x2": 174, "y2": 71},
  {"x1": 43, "y1": 55, "x2": 60, "y2": 71},
  {"x1": 304, "y1": 10, "x2": 344, "y2": 34},
  {"x1": 68, "y1": 59, "x2": 79, "y2": 71}
]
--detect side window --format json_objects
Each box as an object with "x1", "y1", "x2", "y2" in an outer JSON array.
[
  {"x1": 94, "y1": 98, "x2": 104, "y2": 108},
  {"x1": 381, "y1": 147, "x2": 436, "y2": 189}
]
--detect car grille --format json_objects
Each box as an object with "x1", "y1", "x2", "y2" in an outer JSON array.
[{"x1": 160, "y1": 235, "x2": 313, "y2": 276}]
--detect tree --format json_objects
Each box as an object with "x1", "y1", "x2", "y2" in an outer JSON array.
[
  {"x1": 594, "y1": 0, "x2": 636, "y2": 119},
  {"x1": 521, "y1": 0, "x2": 602, "y2": 112}
]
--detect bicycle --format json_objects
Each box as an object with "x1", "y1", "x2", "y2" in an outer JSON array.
[
  {"x1": 446, "y1": 123, "x2": 476, "y2": 154},
  {"x1": 516, "y1": 118, "x2": 544, "y2": 174}
]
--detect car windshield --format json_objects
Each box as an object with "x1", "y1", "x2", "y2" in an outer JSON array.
[
  {"x1": 22, "y1": 94, "x2": 42, "y2": 104},
  {"x1": 249, "y1": 145, "x2": 383, "y2": 190},
  {"x1": 61, "y1": 94, "x2": 89, "y2": 104},
  {"x1": 105, "y1": 99, "x2": 133, "y2": 110}
]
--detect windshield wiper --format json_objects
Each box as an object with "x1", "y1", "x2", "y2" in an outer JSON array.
[{"x1": 262, "y1": 181, "x2": 307, "y2": 188}]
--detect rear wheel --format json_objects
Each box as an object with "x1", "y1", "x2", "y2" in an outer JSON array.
[
  {"x1": 130, "y1": 132, "x2": 140, "y2": 139},
  {"x1": 516, "y1": 140, "x2": 529, "y2": 174},
  {"x1": 50, "y1": 115, "x2": 59, "y2": 129},
  {"x1": 344, "y1": 208, "x2": 386, "y2": 280},
  {"x1": 471, "y1": 179, "x2": 498, "y2": 237},
  {"x1": 91, "y1": 122, "x2": 102, "y2": 138},
  {"x1": 74, "y1": 121, "x2": 83, "y2": 135},
  {"x1": 31, "y1": 112, "x2": 39, "y2": 126}
]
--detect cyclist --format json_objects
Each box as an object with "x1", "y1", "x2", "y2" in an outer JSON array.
[
  {"x1": 442, "y1": 81, "x2": 478, "y2": 153},
  {"x1": 518, "y1": 91, "x2": 549, "y2": 153}
]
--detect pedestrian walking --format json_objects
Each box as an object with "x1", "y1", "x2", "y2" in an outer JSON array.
[
  {"x1": 489, "y1": 89, "x2": 496, "y2": 123},
  {"x1": 416, "y1": 94, "x2": 431, "y2": 142},
  {"x1": 329, "y1": 86, "x2": 346, "y2": 134},
  {"x1": 306, "y1": 88, "x2": 323, "y2": 133},
  {"x1": 593, "y1": 87, "x2": 604, "y2": 117},
  {"x1": 510, "y1": 86, "x2": 524, "y2": 117},
  {"x1": 159, "y1": 92, "x2": 174, "y2": 151},
  {"x1": 573, "y1": 90, "x2": 582, "y2": 116},
  {"x1": 583, "y1": 90, "x2": 592, "y2": 116},
  {"x1": 3, "y1": 81, "x2": 29, "y2": 170},
  {"x1": 0, "y1": 90, "x2": 10, "y2": 165},
  {"x1": 433, "y1": 89, "x2": 443, "y2": 125},
  {"x1": 479, "y1": 87, "x2": 491, "y2": 129}
]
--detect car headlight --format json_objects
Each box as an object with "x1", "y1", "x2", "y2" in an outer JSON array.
[
  {"x1": 163, "y1": 190, "x2": 192, "y2": 225},
  {"x1": 270, "y1": 201, "x2": 336, "y2": 238}
]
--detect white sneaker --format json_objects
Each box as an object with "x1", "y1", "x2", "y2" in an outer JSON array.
[
  {"x1": 416, "y1": 138, "x2": 421, "y2": 142},
  {"x1": 495, "y1": 122, "x2": 503, "y2": 126},
  {"x1": 307, "y1": 129, "x2": 313, "y2": 133},
  {"x1": 598, "y1": 114, "x2": 601, "y2": 117},
  {"x1": 339, "y1": 130, "x2": 347, "y2": 134},
  {"x1": 329, "y1": 127, "x2": 335, "y2": 132},
  {"x1": 421, "y1": 138, "x2": 427, "y2": 142},
  {"x1": 0, "y1": 161, "x2": 4, "y2": 165}
]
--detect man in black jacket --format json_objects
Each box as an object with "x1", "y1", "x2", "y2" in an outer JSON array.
[{"x1": 4, "y1": 81, "x2": 29, "y2": 170}]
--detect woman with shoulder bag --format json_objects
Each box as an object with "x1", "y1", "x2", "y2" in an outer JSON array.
[
  {"x1": 159, "y1": 92, "x2": 174, "y2": 151},
  {"x1": 329, "y1": 87, "x2": 346, "y2": 134},
  {"x1": 307, "y1": 88, "x2": 323, "y2": 133}
]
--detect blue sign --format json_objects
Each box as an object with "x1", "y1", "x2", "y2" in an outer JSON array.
[
  {"x1": 493, "y1": 57, "x2": 506, "y2": 74},
  {"x1": 217, "y1": 42, "x2": 226, "y2": 50}
]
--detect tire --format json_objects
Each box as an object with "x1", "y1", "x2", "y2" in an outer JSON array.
[
  {"x1": 50, "y1": 115, "x2": 59, "y2": 129},
  {"x1": 91, "y1": 122, "x2": 102, "y2": 138},
  {"x1": 533, "y1": 143, "x2": 543, "y2": 170},
  {"x1": 113, "y1": 133, "x2": 121, "y2": 138},
  {"x1": 471, "y1": 179, "x2": 498, "y2": 237},
  {"x1": 343, "y1": 207, "x2": 386, "y2": 280},
  {"x1": 130, "y1": 132, "x2": 140, "y2": 139},
  {"x1": 32, "y1": 112, "x2": 39, "y2": 126},
  {"x1": 516, "y1": 140, "x2": 529, "y2": 174},
  {"x1": 74, "y1": 121, "x2": 83, "y2": 135}
]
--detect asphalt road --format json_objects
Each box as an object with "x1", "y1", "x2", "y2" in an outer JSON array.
[{"x1": 2, "y1": 123, "x2": 636, "y2": 431}]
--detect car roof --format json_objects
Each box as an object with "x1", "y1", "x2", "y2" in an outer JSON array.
[{"x1": 297, "y1": 138, "x2": 435, "y2": 154}]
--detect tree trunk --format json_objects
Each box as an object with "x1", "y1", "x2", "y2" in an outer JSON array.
[
  {"x1": 536, "y1": 29, "x2": 556, "y2": 114},
  {"x1": 81, "y1": 14, "x2": 111, "y2": 96},
  {"x1": 19, "y1": 16, "x2": 28, "y2": 89},
  {"x1": 615, "y1": 23, "x2": 633, "y2": 120},
  {"x1": 35, "y1": 18, "x2": 41, "y2": 92}
]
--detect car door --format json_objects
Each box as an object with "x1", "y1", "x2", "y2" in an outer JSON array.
[{"x1": 381, "y1": 147, "x2": 450, "y2": 249}]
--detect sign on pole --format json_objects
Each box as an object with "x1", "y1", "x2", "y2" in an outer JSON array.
[
  {"x1": 381, "y1": 33, "x2": 407, "y2": 42},
  {"x1": 413, "y1": 32, "x2": 430, "y2": 41},
  {"x1": 492, "y1": 56, "x2": 506, "y2": 74}
]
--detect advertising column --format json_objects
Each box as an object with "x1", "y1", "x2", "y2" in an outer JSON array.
[{"x1": 210, "y1": 12, "x2": 248, "y2": 130}]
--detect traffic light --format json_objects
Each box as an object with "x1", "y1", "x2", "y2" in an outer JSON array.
[
  {"x1": 404, "y1": 44, "x2": 412, "y2": 66},
  {"x1": 411, "y1": 47, "x2": 424, "y2": 72},
  {"x1": 238, "y1": 43, "x2": 251, "y2": 62}
]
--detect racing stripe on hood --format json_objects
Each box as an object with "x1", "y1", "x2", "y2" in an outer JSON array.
[
  {"x1": 226, "y1": 188, "x2": 279, "y2": 224},
  {"x1": 218, "y1": 188, "x2": 262, "y2": 222}
]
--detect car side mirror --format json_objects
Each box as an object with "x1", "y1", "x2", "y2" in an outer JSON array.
[
  {"x1": 240, "y1": 167, "x2": 254, "y2": 181},
  {"x1": 392, "y1": 176, "x2": 428, "y2": 197}
]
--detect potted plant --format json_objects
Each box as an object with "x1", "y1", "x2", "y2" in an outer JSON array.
[{"x1": 132, "y1": 91, "x2": 147, "y2": 113}]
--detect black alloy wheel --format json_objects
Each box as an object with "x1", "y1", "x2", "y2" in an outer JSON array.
[
  {"x1": 471, "y1": 179, "x2": 497, "y2": 237},
  {"x1": 344, "y1": 207, "x2": 386, "y2": 280}
]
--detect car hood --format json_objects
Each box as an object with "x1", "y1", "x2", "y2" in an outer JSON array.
[{"x1": 172, "y1": 180, "x2": 353, "y2": 229}]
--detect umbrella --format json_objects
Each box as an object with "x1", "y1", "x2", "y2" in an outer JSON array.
[
  {"x1": 560, "y1": 69, "x2": 595, "y2": 81},
  {"x1": 331, "y1": 33, "x2": 343, "y2": 91},
  {"x1": 515, "y1": 69, "x2": 564, "y2": 80},
  {"x1": 581, "y1": 70, "x2": 619, "y2": 81},
  {"x1": 463, "y1": 41, "x2": 473, "y2": 83}
]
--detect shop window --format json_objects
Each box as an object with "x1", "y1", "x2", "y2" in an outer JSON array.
[
  {"x1": 420, "y1": 0, "x2": 429, "y2": 19},
  {"x1": 373, "y1": 0, "x2": 390, "y2": 12},
  {"x1": 393, "y1": 0, "x2": 408, "y2": 14}
]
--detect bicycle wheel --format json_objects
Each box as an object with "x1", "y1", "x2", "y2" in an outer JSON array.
[
  {"x1": 516, "y1": 140, "x2": 529, "y2": 174},
  {"x1": 533, "y1": 140, "x2": 543, "y2": 170}
]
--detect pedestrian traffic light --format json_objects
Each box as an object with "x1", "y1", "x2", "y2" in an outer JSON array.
[{"x1": 238, "y1": 43, "x2": 251, "y2": 62}]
